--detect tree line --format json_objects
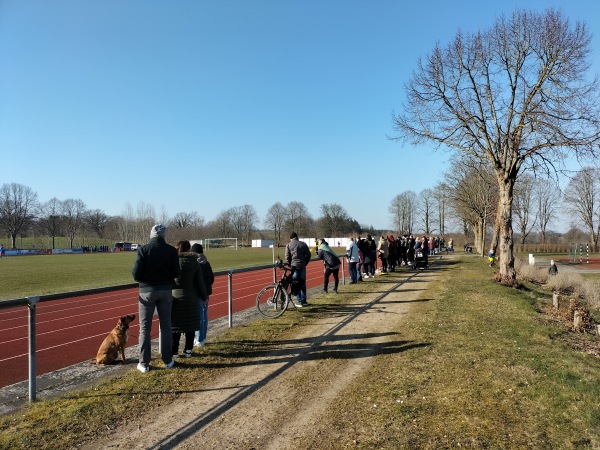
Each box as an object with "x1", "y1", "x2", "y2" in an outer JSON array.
[{"x1": 0, "y1": 183, "x2": 369, "y2": 250}]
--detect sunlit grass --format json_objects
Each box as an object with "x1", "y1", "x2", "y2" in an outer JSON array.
[{"x1": 0, "y1": 247, "x2": 282, "y2": 300}]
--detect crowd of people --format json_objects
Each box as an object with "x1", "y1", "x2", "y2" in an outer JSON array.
[
  {"x1": 347, "y1": 233, "x2": 447, "y2": 276},
  {"x1": 131, "y1": 224, "x2": 214, "y2": 373},
  {"x1": 131, "y1": 226, "x2": 445, "y2": 372}
]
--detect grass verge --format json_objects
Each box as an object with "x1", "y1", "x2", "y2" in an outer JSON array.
[
  {"x1": 308, "y1": 257, "x2": 600, "y2": 449},
  {"x1": 0, "y1": 256, "x2": 599, "y2": 449}
]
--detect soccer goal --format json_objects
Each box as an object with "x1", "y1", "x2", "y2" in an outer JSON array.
[
  {"x1": 569, "y1": 243, "x2": 590, "y2": 264},
  {"x1": 204, "y1": 238, "x2": 238, "y2": 250}
]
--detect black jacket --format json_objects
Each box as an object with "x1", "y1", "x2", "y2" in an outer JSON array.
[{"x1": 131, "y1": 237, "x2": 181, "y2": 292}]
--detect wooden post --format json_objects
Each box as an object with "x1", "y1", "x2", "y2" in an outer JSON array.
[
  {"x1": 552, "y1": 292, "x2": 559, "y2": 309},
  {"x1": 573, "y1": 310, "x2": 583, "y2": 331}
]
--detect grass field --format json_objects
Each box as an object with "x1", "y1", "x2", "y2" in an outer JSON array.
[{"x1": 0, "y1": 247, "x2": 298, "y2": 301}]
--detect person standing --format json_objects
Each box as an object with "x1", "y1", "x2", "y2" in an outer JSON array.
[
  {"x1": 346, "y1": 237, "x2": 359, "y2": 284},
  {"x1": 191, "y1": 243, "x2": 214, "y2": 347},
  {"x1": 548, "y1": 259, "x2": 558, "y2": 275},
  {"x1": 131, "y1": 224, "x2": 181, "y2": 373},
  {"x1": 171, "y1": 240, "x2": 207, "y2": 358},
  {"x1": 318, "y1": 239, "x2": 341, "y2": 293},
  {"x1": 377, "y1": 235, "x2": 389, "y2": 274},
  {"x1": 387, "y1": 235, "x2": 397, "y2": 272},
  {"x1": 0, "y1": 244, "x2": 4, "y2": 258},
  {"x1": 285, "y1": 232, "x2": 311, "y2": 306},
  {"x1": 361, "y1": 234, "x2": 376, "y2": 278}
]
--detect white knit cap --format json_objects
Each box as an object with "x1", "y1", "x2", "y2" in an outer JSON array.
[{"x1": 150, "y1": 224, "x2": 166, "y2": 238}]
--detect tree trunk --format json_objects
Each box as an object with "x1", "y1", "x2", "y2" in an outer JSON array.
[
  {"x1": 480, "y1": 215, "x2": 487, "y2": 257},
  {"x1": 489, "y1": 205, "x2": 500, "y2": 257},
  {"x1": 496, "y1": 178, "x2": 517, "y2": 286}
]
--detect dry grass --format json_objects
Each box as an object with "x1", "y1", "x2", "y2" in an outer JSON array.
[{"x1": 515, "y1": 258, "x2": 600, "y2": 313}]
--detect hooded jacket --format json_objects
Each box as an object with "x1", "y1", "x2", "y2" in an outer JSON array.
[
  {"x1": 318, "y1": 241, "x2": 341, "y2": 269},
  {"x1": 171, "y1": 252, "x2": 207, "y2": 333}
]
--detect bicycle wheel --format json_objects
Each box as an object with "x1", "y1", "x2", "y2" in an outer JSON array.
[{"x1": 256, "y1": 284, "x2": 290, "y2": 318}]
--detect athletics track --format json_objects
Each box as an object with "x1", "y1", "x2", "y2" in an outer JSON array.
[{"x1": 0, "y1": 263, "x2": 328, "y2": 389}]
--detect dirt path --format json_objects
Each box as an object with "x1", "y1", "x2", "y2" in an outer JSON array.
[{"x1": 83, "y1": 266, "x2": 440, "y2": 450}]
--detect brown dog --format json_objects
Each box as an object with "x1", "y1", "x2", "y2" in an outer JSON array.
[{"x1": 91, "y1": 314, "x2": 136, "y2": 365}]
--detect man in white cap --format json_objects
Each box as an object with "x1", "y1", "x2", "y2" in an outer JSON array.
[{"x1": 132, "y1": 224, "x2": 181, "y2": 372}]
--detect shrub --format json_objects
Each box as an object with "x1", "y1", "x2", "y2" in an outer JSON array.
[{"x1": 516, "y1": 258, "x2": 599, "y2": 314}]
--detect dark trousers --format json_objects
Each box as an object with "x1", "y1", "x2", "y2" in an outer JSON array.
[
  {"x1": 324, "y1": 266, "x2": 339, "y2": 292},
  {"x1": 172, "y1": 331, "x2": 194, "y2": 353}
]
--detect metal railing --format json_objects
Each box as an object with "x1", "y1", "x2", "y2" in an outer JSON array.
[{"x1": 0, "y1": 258, "x2": 347, "y2": 403}]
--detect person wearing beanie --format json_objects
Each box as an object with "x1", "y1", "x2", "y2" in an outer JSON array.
[
  {"x1": 132, "y1": 224, "x2": 181, "y2": 372},
  {"x1": 548, "y1": 259, "x2": 558, "y2": 275}
]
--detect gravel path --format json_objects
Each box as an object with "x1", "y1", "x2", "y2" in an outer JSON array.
[{"x1": 78, "y1": 263, "x2": 442, "y2": 450}]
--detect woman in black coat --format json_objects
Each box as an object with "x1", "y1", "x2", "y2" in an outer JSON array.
[{"x1": 171, "y1": 240, "x2": 207, "y2": 358}]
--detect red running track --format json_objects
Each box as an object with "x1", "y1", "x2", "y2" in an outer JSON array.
[{"x1": 0, "y1": 262, "x2": 332, "y2": 388}]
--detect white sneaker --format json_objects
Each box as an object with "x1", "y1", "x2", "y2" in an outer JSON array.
[
  {"x1": 137, "y1": 363, "x2": 149, "y2": 373},
  {"x1": 194, "y1": 340, "x2": 205, "y2": 347},
  {"x1": 164, "y1": 360, "x2": 175, "y2": 369}
]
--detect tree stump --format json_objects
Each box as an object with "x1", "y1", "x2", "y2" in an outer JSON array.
[{"x1": 573, "y1": 310, "x2": 584, "y2": 332}]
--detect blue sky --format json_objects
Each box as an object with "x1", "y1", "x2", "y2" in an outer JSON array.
[{"x1": 1, "y1": 0, "x2": 599, "y2": 231}]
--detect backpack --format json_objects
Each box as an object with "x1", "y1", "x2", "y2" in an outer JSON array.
[{"x1": 290, "y1": 276, "x2": 304, "y2": 295}]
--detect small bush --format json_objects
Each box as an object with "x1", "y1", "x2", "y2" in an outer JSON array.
[{"x1": 515, "y1": 258, "x2": 548, "y2": 285}]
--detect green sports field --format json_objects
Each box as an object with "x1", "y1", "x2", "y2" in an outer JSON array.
[{"x1": 0, "y1": 247, "x2": 305, "y2": 301}]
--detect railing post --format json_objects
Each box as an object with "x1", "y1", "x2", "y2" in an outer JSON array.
[
  {"x1": 341, "y1": 256, "x2": 346, "y2": 285},
  {"x1": 27, "y1": 296, "x2": 40, "y2": 403},
  {"x1": 228, "y1": 271, "x2": 233, "y2": 328}
]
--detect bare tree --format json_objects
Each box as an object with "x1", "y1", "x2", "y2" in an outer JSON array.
[
  {"x1": 392, "y1": 9, "x2": 600, "y2": 285},
  {"x1": 388, "y1": 191, "x2": 416, "y2": 235},
  {"x1": 0, "y1": 183, "x2": 39, "y2": 249},
  {"x1": 212, "y1": 209, "x2": 234, "y2": 238},
  {"x1": 564, "y1": 167, "x2": 600, "y2": 251},
  {"x1": 62, "y1": 198, "x2": 87, "y2": 249},
  {"x1": 264, "y1": 202, "x2": 286, "y2": 247},
  {"x1": 238, "y1": 204, "x2": 258, "y2": 245},
  {"x1": 39, "y1": 197, "x2": 63, "y2": 249},
  {"x1": 285, "y1": 201, "x2": 312, "y2": 236},
  {"x1": 513, "y1": 175, "x2": 538, "y2": 245},
  {"x1": 418, "y1": 189, "x2": 435, "y2": 234},
  {"x1": 318, "y1": 203, "x2": 352, "y2": 237},
  {"x1": 443, "y1": 158, "x2": 498, "y2": 255},
  {"x1": 86, "y1": 209, "x2": 110, "y2": 239},
  {"x1": 172, "y1": 212, "x2": 204, "y2": 229},
  {"x1": 433, "y1": 183, "x2": 448, "y2": 237},
  {"x1": 536, "y1": 181, "x2": 560, "y2": 244}
]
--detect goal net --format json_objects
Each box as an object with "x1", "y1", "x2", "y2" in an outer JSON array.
[{"x1": 204, "y1": 238, "x2": 238, "y2": 250}]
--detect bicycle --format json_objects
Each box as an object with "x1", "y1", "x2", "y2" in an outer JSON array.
[{"x1": 256, "y1": 259, "x2": 302, "y2": 318}]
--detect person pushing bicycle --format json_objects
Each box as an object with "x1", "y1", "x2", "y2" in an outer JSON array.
[{"x1": 285, "y1": 232, "x2": 311, "y2": 306}]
